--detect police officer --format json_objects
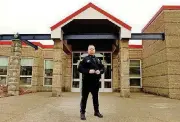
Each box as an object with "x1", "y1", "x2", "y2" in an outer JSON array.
[{"x1": 78, "y1": 45, "x2": 105, "y2": 120}]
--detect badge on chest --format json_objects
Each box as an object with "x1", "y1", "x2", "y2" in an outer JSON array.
[{"x1": 86, "y1": 60, "x2": 90, "y2": 63}]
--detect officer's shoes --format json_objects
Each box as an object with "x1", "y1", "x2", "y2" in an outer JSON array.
[
  {"x1": 94, "y1": 112, "x2": 103, "y2": 118},
  {"x1": 80, "y1": 113, "x2": 86, "y2": 120}
]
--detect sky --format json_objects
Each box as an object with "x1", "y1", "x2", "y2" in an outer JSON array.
[{"x1": 0, "y1": 0, "x2": 180, "y2": 45}]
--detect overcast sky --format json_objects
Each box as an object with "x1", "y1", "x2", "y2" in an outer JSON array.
[{"x1": 1, "y1": 0, "x2": 180, "y2": 45}]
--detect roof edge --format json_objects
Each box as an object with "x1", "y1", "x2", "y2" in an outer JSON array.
[
  {"x1": 142, "y1": 5, "x2": 180, "y2": 32},
  {"x1": 50, "y1": 2, "x2": 131, "y2": 31},
  {"x1": 50, "y1": 2, "x2": 91, "y2": 31}
]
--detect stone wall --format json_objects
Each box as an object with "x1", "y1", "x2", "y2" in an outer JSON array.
[
  {"x1": 42, "y1": 48, "x2": 72, "y2": 92},
  {"x1": 142, "y1": 11, "x2": 168, "y2": 97},
  {"x1": 62, "y1": 51, "x2": 66, "y2": 91},
  {"x1": 112, "y1": 52, "x2": 119, "y2": 92},
  {"x1": 1, "y1": 42, "x2": 142, "y2": 94},
  {"x1": 0, "y1": 44, "x2": 47, "y2": 93},
  {"x1": 112, "y1": 48, "x2": 142, "y2": 92},
  {"x1": 20, "y1": 46, "x2": 43, "y2": 92},
  {"x1": 143, "y1": 10, "x2": 180, "y2": 99},
  {"x1": 41, "y1": 49, "x2": 53, "y2": 92},
  {"x1": 164, "y1": 10, "x2": 180, "y2": 99},
  {"x1": 64, "y1": 54, "x2": 72, "y2": 92},
  {"x1": 129, "y1": 49, "x2": 142, "y2": 59},
  {"x1": 52, "y1": 40, "x2": 63, "y2": 96},
  {"x1": 129, "y1": 48, "x2": 143, "y2": 92},
  {"x1": 7, "y1": 40, "x2": 22, "y2": 95},
  {"x1": 0, "y1": 45, "x2": 11, "y2": 56}
]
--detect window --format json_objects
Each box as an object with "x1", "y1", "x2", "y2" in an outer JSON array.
[
  {"x1": 20, "y1": 58, "x2": 33, "y2": 85},
  {"x1": 44, "y1": 59, "x2": 53, "y2": 86},
  {"x1": 129, "y1": 60, "x2": 141, "y2": 87},
  {"x1": 0, "y1": 57, "x2": 8, "y2": 85}
]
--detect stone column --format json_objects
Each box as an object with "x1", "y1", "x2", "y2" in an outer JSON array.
[
  {"x1": 52, "y1": 39, "x2": 63, "y2": 97},
  {"x1": 38, "y1": 49, "x2": 44, "y2": 92},
  {"x1": 62, "y1": 51, "x2": 66, "y2": 91},
  {"x1": 7, "y1": 39, "x2": 22, "y2": 96},
  {"x1": 112, "y1": 52, "x2": 120, "y2": 92},
  {"x1": 64, "y1": 54, "x2": 72, "y2": 91},
  {"x1": 31, "y1": 51, "x2": 40, "y2": 92},
  {"x1": 118, "y1": 40, "x2": 130, "y2": 97}
]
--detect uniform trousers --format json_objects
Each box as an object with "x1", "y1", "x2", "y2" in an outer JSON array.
[{"x1": 80, "y1": 79, "x2": 100, "y2": 114}]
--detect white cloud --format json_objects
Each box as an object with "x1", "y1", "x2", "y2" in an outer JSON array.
[{"x1": 0, "y1": 0, "x2": 180, "y2": 45}]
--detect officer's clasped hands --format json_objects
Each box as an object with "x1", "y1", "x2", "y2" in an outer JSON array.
[
  {"x1": 89, "y1": 69, "x2": 95, "y2": 74},
  {"x1": 89, "y1": 69, "x2": 100, "y2": 74},
  {"x1": 95, "y1": 70, "x2": 100, "y2": 74}
]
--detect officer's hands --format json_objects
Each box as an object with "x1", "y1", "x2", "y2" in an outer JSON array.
[
  {"x1": 95, "y1": 70, "x2": 100, "y2": 75},
  {"x1": 89, "y1": 69, "x2": 95, "y2": 74},
  {"x1": 89, "y1": 70, "x2": 100, "y2": 74}
]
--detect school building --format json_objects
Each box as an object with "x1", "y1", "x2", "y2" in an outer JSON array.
[{"x1": 0, "y1": 3, "x2": 180, "y2": 100}]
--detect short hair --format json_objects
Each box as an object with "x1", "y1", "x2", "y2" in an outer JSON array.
[{"x1": 88, "y1": 45, "x2": 95, "y2": 49}]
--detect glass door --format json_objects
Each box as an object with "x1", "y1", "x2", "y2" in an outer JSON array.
[
  {"x1": 103, "y1": 53, "x2": 112, "y2": 92},
  {"x1": 72, "y1": 53, "x2": 81, "y2": 92}
]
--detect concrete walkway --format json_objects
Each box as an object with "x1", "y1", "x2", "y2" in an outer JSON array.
[{"x1": 0, "y1": 92, "x2": 180, "y2": 122}]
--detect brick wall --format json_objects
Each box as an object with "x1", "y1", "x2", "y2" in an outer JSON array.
[
  {"x1": 164, "y1": 10, "x2": 180, "y2": 99},
  {"x1": 112, "y1": 52, "x2": 119, "y2": 92},
  {"x1": 1, "y1": 44, "x2": 142, "y2": 93},
  {"x1": 41, "y1": 49, "x2": 53, "y2": 92},
  {"x1": 129, "y1": 48, "x2": 142, "y2": 92},
  {"x1": 0, "y1": 46, "x2": 11, "y2": 56},
  {"x1": 64, "y1": 54, "x2": 72, "y2": 92},
  {"x1": 142, "y1": 11, "x2": 169, "y2": 97},
  {"x1": 129, "y1": 49, "x2": 142, "y2": 59},
  {"x1": 143, "y1": 10, "x2": 180, "y2": 99},
  {"x1": 112, "y1": 48, "x2": 142, "y2": 92},
  {"x1": 21, "y1": 46, "x2": 43, "y2": 92},
  {"x1": 42, "y1": 49, "x2": 72, "y2": 92}
]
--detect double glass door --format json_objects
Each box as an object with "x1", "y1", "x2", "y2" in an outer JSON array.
[{"x1": 72, "y1": 52, "x2": 112, "y2": 92}]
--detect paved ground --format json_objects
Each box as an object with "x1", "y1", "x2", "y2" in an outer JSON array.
[{"x1": 0, "y1": 92, "x2": 180, "y2": 122}]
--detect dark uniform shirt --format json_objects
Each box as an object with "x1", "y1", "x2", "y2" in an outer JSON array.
[{"x1": 78, "y1": 55, "x2": 105, "y2": 88}]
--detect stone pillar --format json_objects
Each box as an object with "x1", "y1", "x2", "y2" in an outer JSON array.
[
  {"x1": 118, "y1": 40, "x2": 130, "y2": 97},
  {"x1": 62, "y1": 51, "x2": 66, "y2": 91},
  {"x1": 7, "y1": 39, "x2": 22, "y2": 96},
  {"x1": 52, "y1": 39, "x2": 63, "y2": 97},
  {"x1": 64, "y1": 54, "x2": 72, "y2": 91},
  {"x1": 31, "y1": 52, "x2": 40, "y2": 92},
  {"x1": 112, "y1": 52, "x2": 120, "y2": 92},
  {"x1": 38, "y1": 49, "x2": 44, "y2": 92}
]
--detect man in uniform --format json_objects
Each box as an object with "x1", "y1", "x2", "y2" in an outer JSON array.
[{"x1": 78, "y1": 45, "x2": 105, "y2": 120}]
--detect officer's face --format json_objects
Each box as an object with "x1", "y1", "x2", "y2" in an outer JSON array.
[{"x1": 88, "y1": 45, "x2": 95, "y2": 55}]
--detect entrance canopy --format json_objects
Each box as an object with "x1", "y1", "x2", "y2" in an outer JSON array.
[
  {"x1": 0, "y1": 2, "x2": 165, "y2": 51},
  {"x1": 69, "y1": 39, "x2": 114, "y2": 51},
  {"x1": 51, "y1": 2, "x2": 132, "y2": 40}
]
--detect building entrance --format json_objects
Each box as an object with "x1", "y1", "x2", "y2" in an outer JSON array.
[{"x1": 72, "y1": 52, "x2": 112, "y2": 92}]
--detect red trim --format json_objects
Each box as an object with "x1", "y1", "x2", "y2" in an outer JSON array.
[
  {"x1": 129, "y1": 45, "x2": 142, "y2": 49},
  {"x1": 0, "y1": 41, "x2": 53, "y2": 49},
  {"x1": 0, "y1": 41, "x2": 12, "y2": 45},
  {"x1": 142, "y1": 5, "x2": 180, "y2": 32},
  {"x1": 50, "y1": 2, "x2": 131, "y2": 31},
  {"x1": 41, "y1": 45, "x2": 54, "y2": 49},
  {"x1": 0, "y1": 41, "x2": 142, "y2": 49}
]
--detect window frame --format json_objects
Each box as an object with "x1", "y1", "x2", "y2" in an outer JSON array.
[
  {"x1": 20, "y1": 57, "x2": 34, "y2": 86},
  {"x1": 43, "y1": 59, "x2": 53, "y2": 86},
  {"x1": 0, "y1": 56, "x2": 9, "y2": 86},
  {"x1": 129, "y1": 59, "x2": 142, "y2": 88}
]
